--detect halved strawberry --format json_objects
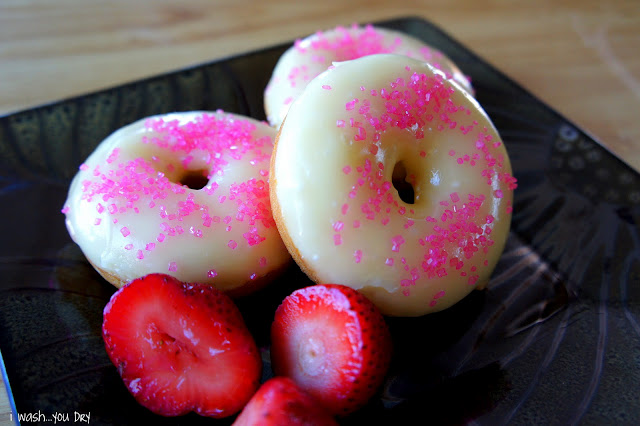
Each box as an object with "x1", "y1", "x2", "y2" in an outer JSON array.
[
  {"x1": 102, "y1": 273, "x2": 261, "y2": 418},
  {"x1": 233, "y1": 377, "x2": 338, "y2": 425},
  {"x1": 270, "y1": 284, "x2": 392, "y2": 416}
]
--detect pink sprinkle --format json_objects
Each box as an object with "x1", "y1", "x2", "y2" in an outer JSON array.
[
  {"x1": 108, "y1": 204, "x2": 117, "y2": 214},
  {"x1": 457, "y1": 158, "x2": 464, "y2": 165},
  {"x1": 136, "y1": 250, "x2": 144, "y2": 260},
  {"x1": 486, "y1": 215, "x2": 495, "y2": 224},
  {"x1": 208, "y1": 269, "x2": 218, "y2": 278},
  {"x1": 450, "y1": 192, "x2": 460, "y2": 203},
  {"x1": 354, "y1": 250, "x2": 363, "y2": 263},
  {"x1": 494, "y1": 189, "x2": 504, "y2": 198},
  {"x1": 342, "y1": 165, "x2": 351, "y2": 174},
  {"x1": 96, "y1": 203, "x2": 105, "y2": 214},
  {"x1": 157, "y1": 233, "x2": 165, "y2": 242},
  {"x1": 341, "y1": 203, "x2": 349, "y2": 215},
  {"x1": 334, "y1": 234, "x2": 342, "y2": 246},
  {"x1": 506, "y1": 206, "x2": 513, "y2": 214},
  {"x1": 259, "y1": 257, "x2": 267, "y2": 267},
  {"x1": 228, "y1": 240, "x2": 238, "y2": 249},
  {"x1": 61, "y1": 206, "x2": 70, "y2": 214},
  {"x1": 94, "y1": 218, "x2": 101, "y2": 225},
  {"x1": 79, "y1": 163, "x2": 89, "y2": 171},
  {"x1": 353, "y1": 220, "x2": 361, "y2": 228},
  {"x1": 385, "y1": 258, "x2": 394, "y2": 266},
  {"x1": 449, "y1": 150, "x2": 456, "y2": 156},
  {"x1": 337, "y1": 120, "x2": 346, "y2": 128},
  {"x1": 322, "y1": 85, "x2": 332, "y2": 90},
  {"x1": 120, "y1": 227, "x2": 130, "y2": 237},
  {"x1": 124, "y1": 244, "x2": 133, "y2": 250},
  {"x1": 434, "y1": 290, "x2": 446, "y2": 299},
  {"x1": 391, "y1": 235, "x2": 405, "y2": 252},
  {"x1": 333, "y1": 221, "x2": 344, "y2": 232},
  {"x1": 106, "y1": 148, "x2": 120, "y2": 164},
  {"x1": 284, "y1": 96, "x2": 293, "y2": 105},
  {"x1": 168, "y1": 262, "x2": 177, "y2": 272}
]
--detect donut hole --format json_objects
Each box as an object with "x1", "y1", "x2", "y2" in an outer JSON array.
[
  {"x1": 177, "y1": 169, "x2": 210, "y2": 190},
  {"x1": 392, "y1": 161, "x2": 415, "y2": 204}
]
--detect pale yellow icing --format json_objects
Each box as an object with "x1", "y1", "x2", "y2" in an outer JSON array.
[
  {"x1": 271, "y1": 55, "x2": 515, "y2": 316},
  {"x1": 64, "y1": 111, "x2": 290, "y2": 293},
  {"x1": 264, "y1": 24, "x2": 473, "y2": 128}
]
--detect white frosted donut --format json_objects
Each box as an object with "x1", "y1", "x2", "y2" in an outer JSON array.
[
  {"x1": 63, "y1": 111, "x2": 291, "y2": 296},
  {"x1": 264, "y1": 24, "x2": 473, "y2": 128},
  {"x1": 270, "y1": 54, "x2": 517, "y2": 317}
]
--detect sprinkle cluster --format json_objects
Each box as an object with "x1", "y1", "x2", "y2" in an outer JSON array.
[
  {"x1": 283, "y1": 24, "x2": 449, "y2": 91},
  {"x1": 67, "y1": 113, "x2": 276, "y2": 280},
  {"x1": 330, "y1": 68, "x2": 517, "y2": 303}
]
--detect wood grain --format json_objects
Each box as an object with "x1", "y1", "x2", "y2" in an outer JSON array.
[{"x1": 0, "y1": 0, "x2": 638, "y2": 422}]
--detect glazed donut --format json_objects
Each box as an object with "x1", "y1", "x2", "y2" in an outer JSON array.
[
  {"x1": 270, "y1": 54, "x2": 517, "y2": 317},
  {"x1": 264, "y1": 24, "x2": 473, "y2": 128},
  {"x1": 63, "y1": 111, "x2": 291, "y2": 296}
]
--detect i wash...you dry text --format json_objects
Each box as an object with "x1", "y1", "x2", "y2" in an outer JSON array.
[{"x1": 11, "y1": 410, "x2": 90, "y2": 424}]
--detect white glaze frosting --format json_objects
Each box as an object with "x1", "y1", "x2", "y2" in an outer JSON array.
[
  {"x1": 63, "y1": 111, "x2": 290, "y2": 293},
  {"x1": 270, "y1": 55, "x2": 516, "y2": 317},
  {"x1": 264, "y1": 24, "x2": 473, "y2": 128}
]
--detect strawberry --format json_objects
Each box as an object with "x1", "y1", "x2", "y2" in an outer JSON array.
[
  {"x1": 270, "y1": 284, "x2": 392, "y2": 416},
  {"x1": 102, "y1": 273, "x2": 261, "y2": 418},
  {"x1": 233, "y1": 377, "x2": 338, "y2": 426}
]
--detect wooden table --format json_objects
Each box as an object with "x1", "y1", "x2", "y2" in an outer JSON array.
[{"x1": 1, "y1": 0, "x2": 639, "y2": 423}]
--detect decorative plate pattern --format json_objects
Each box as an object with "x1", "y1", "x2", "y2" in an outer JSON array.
[{"x1": 0, "y1": 16, "x2": 638, "y2": 425}]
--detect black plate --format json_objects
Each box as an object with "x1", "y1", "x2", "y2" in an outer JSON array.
[{"x1": 1, "y1": 16, "x2": 639, "y2": 426}]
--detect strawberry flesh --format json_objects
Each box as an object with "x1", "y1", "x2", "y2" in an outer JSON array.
[
  {"x1": 102, "y1": 273, "x2": 261, "y2": 418},
  {"x1": 270, "y1": 284, "x2": 392, "y2": 416},
  {"x1": 233, "y1": 377, "x2": 337, "y2": 426}
]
